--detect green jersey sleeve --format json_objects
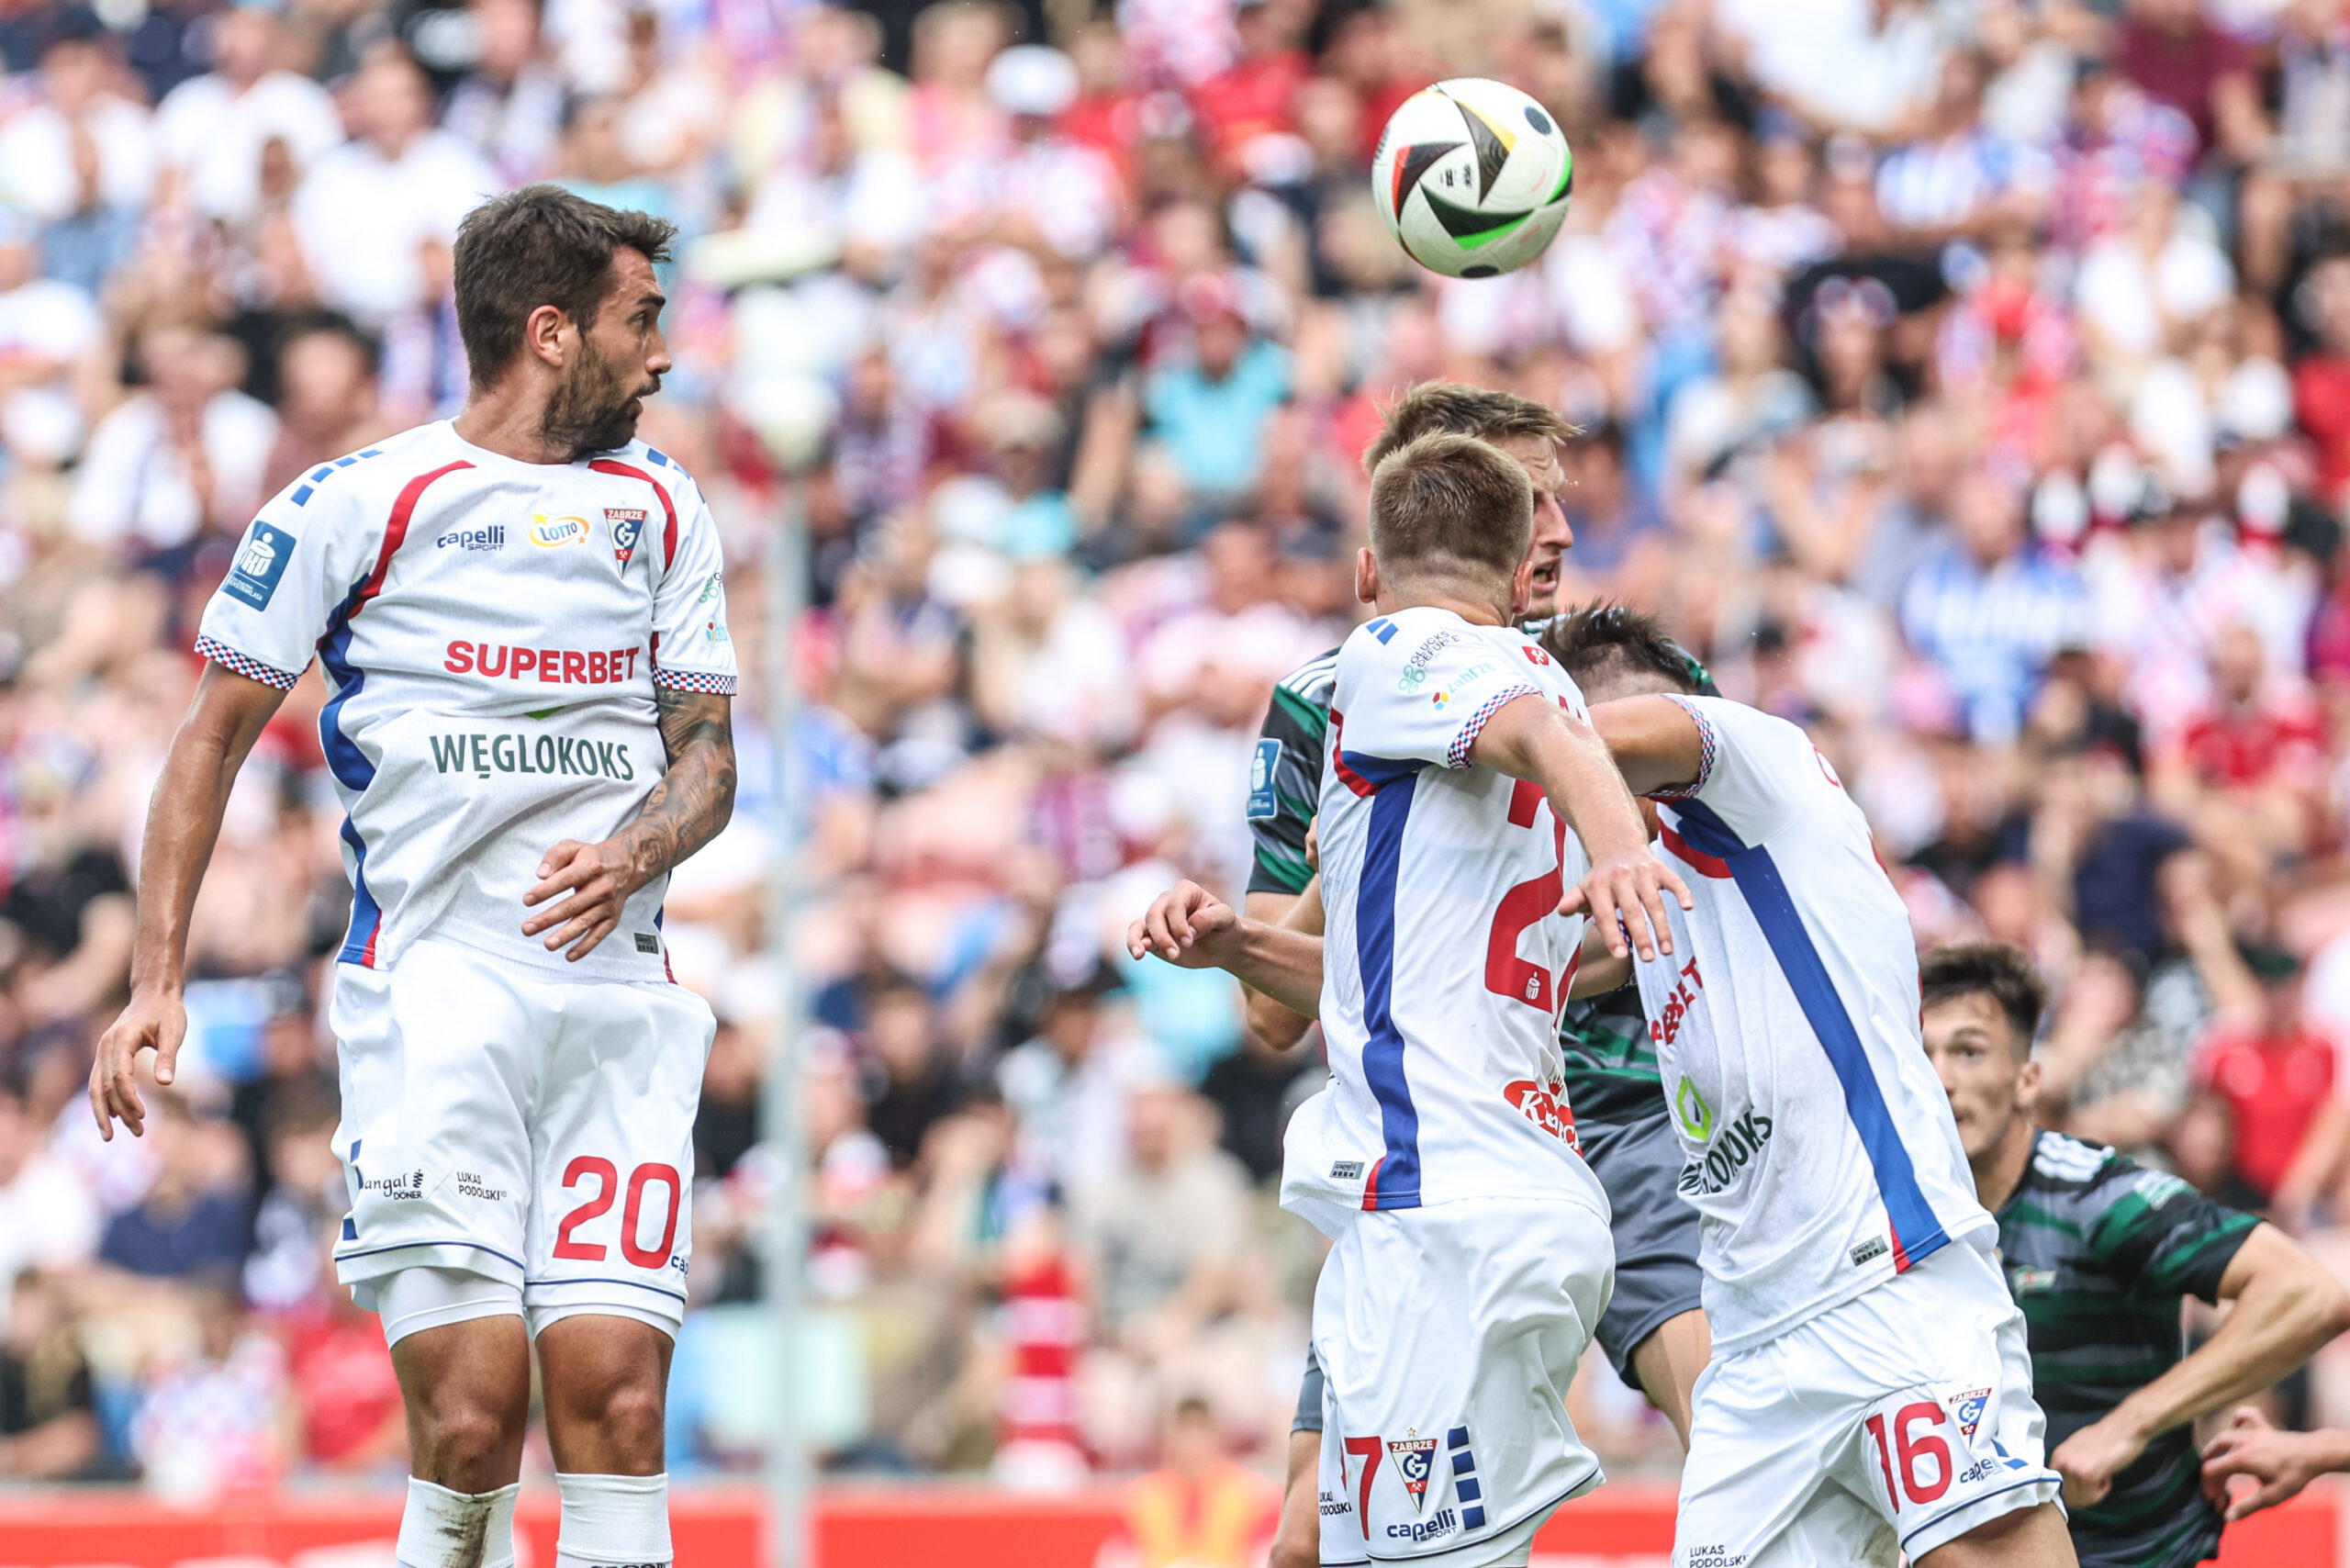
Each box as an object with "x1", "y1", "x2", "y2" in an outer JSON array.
[{"x1": 2086, "y1": 1159, "x2": 2260, "y2": 1305}]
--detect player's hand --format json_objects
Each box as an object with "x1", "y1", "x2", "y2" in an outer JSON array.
[
  {"x1": 1560, "y1": 848, "x2": 1693, "y2": 962},
  {"x1": 1126, "y1": 880, "x2": 1239, "y2": 968},
  {"x1": 89, "y1": 986, "x2": 187, "y2": 1139},
  {"x1": 2201, "y1": 1406, "x2": 2329, "y2": 1521},
  {"x1": 523, "y1": 837, "x2": 647, "y2": 961},
  {"x1": 2052, "y1": 1413, "x2": 2148, "y2": 1508}
]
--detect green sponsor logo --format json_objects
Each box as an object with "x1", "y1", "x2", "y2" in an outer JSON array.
[{"x1": 1674, "y1": 1077, "x2": 1714, "y2": 1141}]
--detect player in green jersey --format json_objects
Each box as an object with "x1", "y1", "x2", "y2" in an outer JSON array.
[{"x1": 1920, "y1": 943, "x2": 2350, "y2": 1568}]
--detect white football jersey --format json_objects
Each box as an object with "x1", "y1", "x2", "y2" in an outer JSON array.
[
  {"x1": 1633, "y1": 696, "x2": 1992, "y2": 1354},
  {"x1": 1281, "y1": 605, "x2": 1606, "y2": 1238},
  {"x1": 195, "y1": 420, "x2": 737, "y2": 984}
]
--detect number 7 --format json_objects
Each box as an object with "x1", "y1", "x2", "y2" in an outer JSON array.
[{"x1": 1344, "y1": 1435, "x2": 1382, "y2": 1535}]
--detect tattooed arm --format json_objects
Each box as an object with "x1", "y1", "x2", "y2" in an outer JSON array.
[{"x1": 522, "y1": 689, "x2": 738, "y2": 960}]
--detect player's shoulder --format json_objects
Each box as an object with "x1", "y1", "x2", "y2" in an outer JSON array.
[
  {"x1": 1275, "y1": 644, "x2": 1342, "y2": 705},
  {"x1": 2025, "y1": 1130, "x2": 2128, "y2": 1195},
  {"x1": 270, "y1": 424, "x2": 457, "y2": 520},
  {"x1": 599, "y1": 437, "x2": 704, "y2": 493}
]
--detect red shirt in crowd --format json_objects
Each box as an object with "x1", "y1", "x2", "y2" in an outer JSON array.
[
  {"x1": 2295, "y1": 353, "x2": 2350, "y2": 503},
  {"x1": 2199, "y1": 1023, "x2": 2334, "y2": 1196},
  {"x1": 284, "y1": 1310, "x2": 405, "y2": 1465},
  {"x1": 1190, "y1": 49, "x2": 1313, "y2": 172},
  {"x1": 2175, "y1": 698, "x2": 2328, "y2": 790}
]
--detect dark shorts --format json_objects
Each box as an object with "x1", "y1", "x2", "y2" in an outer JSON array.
[{"x1": 1581, "y1": 1109, "x2": 1705, "y2": 1390}]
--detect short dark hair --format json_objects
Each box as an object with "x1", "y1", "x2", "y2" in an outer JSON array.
[
  {"x1": 1367, "y1": 432, "x2": 1533, "y2": 585},
  {"x1": 1541, "y1": 601, "x2": 1708, "y2": 696},
  {"x1": 453, "y1": 185, "x2": 677, "y2": 387},
  {"x1": 1361, "y1": 381, "x2": 1575, "y2": 475},
  {"x1": 1919, "y1": 943, "x2": 2048, "y2": 1054}
]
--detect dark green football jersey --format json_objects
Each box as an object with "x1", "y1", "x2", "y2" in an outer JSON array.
[
  {"x1": 1997, "y1": 1130, "x2": 2259, "y2": 1568},
  {"x1": 1245, "y1": 648, "x2": 1337, "y2": 898},
  {"x1": 1559, "y1": 982, "x2": 1666, "y2": 1126},
  {"x1": 1244, "y1": 643, "x2": 1667, "y2": 1122}
]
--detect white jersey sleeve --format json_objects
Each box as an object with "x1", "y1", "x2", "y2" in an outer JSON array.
[
  {"x1": 195, "y1": 467, "x2": 386, "y2": 688},
  {"x1": 642, "y1": 462, "x2": 738, "y2": 696},
  {"x1": 1331, "y1": 611, "x2": 1554, "y2": 778},
  {"x1": 1649, "y1": 694, "x2": 1821, "y2": 843}
]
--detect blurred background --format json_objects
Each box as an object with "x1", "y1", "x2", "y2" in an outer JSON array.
[{"x1": 10, "y1": 0, "x2": 2350, "y2": 1551}]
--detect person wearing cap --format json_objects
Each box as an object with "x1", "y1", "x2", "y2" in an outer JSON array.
[
  {"x1": 980, "y1": 43, "x2": 1123, "y2": 259},
  {"x1": 152, "y1": 0, "x2": 343, "y2": 226}
]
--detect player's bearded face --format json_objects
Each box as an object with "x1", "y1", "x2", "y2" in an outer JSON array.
[{"x1": 541, "y1": 324, "x2": 653, "y2": 459}]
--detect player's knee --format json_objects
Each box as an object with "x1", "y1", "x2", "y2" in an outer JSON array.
[
  {"x1": 412, "y1": 1399, "x2": 523, "y2": 1493},
  {"x1": 551, "y1": 1367, "x2": 666, "y2": 1467},
  {"x1": 1267, "y1": 1534, "x2": 1319, "y2": 1568}
]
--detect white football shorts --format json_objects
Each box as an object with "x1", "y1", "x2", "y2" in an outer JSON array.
[
  {"x1": 329, "y1": 937, "x2": 715, "y2": 1338},
  {"x1": 1673, "y1": 1235, "x2": 2062, "y2": 1567},
  {"x1": 1315, "y1": 1193, "x2": 1614, "y2": 1568}
]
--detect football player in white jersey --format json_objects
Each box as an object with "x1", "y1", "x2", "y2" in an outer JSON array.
[
  {"x1": 1589, "y1": 686, "x2": 2075, "y2": 1567},
  {"x1": 1135, "y1": 431, "x2": 1690, "y2": 1568},
  {"x1": 89, "y1": 187, "x2": 733, "y2": 1568},
  {"x1": 1136, "y1": 606, "x2": 2077, "y2": 1567}
]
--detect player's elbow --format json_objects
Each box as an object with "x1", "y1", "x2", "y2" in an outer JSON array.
[
  {"x1": 2311, "y1": 1265, "x2": 2350, "y2": 1345},
  {"x1": 1247, "y1": 989, "x2": 1314, "y2": 1051}
]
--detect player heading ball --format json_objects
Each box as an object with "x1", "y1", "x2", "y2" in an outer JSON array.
[
  {"x1": 91, "y1": 185, "x2": 737, "y2": 1568},
  {"x1": 1137, "y1": 431, "x2": 1690, "y2": 1568}
]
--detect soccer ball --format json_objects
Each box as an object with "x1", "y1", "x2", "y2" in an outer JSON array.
[{"x1": 1371, "y1": 78, "x2": 1573, "y2": 280}]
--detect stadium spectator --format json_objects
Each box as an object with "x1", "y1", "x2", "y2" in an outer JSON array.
[{"x1": 95, "y1": 1098, "x2": 252, "y2": 1283}]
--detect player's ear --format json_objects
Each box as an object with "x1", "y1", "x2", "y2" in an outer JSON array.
[
  {"x1": 1355, "y1": 547, "x2": 1380, "y2": 606},
  {"x1": 2015, "y1": 1051, "x2": 2042, "y2": 1107},
  {"x1": 525, "y1": 303, "x2": 569, "y2": 370},
  {"x1": 1508, "y1": 554, "x2": 1537, "y2": 620}
]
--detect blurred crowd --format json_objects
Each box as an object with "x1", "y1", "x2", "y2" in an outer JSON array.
[{"x1": 8, "y1": 0, "x2": 2350, "y2": 1508}]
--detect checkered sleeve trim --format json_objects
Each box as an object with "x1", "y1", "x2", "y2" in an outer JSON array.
[
  {"x1": 1445, "y1": 683, "x2": 1538, "y2": 768},
  {"x1": 652, "y1": 667, "x2": 739, "y2": 696},
  {"x1": 1648, "y1": 693, "x2": 1718, "y2": 799},
  {"x1": 195, "y1": 635, "x2": 304, "y2": 690}
]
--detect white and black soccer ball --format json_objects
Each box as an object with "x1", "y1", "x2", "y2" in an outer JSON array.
[{"x1": 1371, "y1": 78, "x2": 1574, "y2": 280}]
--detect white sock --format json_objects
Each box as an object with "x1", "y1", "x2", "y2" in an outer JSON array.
[
  {"x1": 397, "y1": 1477, "x2": 519, "y2": 1568},
  {"x1": 554, "y1": 1472, "x2": 672, "y2": 1568}
]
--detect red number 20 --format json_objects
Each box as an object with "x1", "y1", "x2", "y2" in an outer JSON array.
[
  {"x1": 553, "y1": 1157, "x2": 682, "y2": 1269},
  {"x1": 1864, "y1": 1402, "x2": 1954, "y2": 1512},
  {"x1": 1486, "y1": 781, "x2": 1572, "y2": 1011}
]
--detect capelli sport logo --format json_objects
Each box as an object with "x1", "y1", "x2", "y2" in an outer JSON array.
[{"x1": 529, "y1": 513, "x2": 592, "y2": 548}]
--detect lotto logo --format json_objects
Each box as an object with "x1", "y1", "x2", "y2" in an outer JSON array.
[{"x1": 530, "y1": 513, "x2": 592, "y2": 548}]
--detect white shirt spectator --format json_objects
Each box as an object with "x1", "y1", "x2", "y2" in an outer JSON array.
[
  {"x1": 292, "y1": 129, "x2": 497, "y2": 323},
  {"x1": 0, "y1": 1133, "x2": 100, "y2": 1338},
  {"x1": 0, "y1": 93, "x2": 152, "y2": 221},
  {"x1": 2075, "y1": 223, "x2": 2234, "y2": 364},
  {"x1": 154, "y1": 70, "x2": 344, "y2": 225},
  {"x1": 0, "y1": 268, "x2": 100, "y2": 464},
  {"x1": 69, "y1": 388, "x2": 279, "y2": 553}
]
